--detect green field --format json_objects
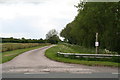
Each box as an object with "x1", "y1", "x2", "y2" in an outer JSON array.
[
  {"x1": 0, "y1": 43, "x2": 50, "y2": 63},
  {"x1": 45, "y1": 43, "x2": 119, "y2": 67},
  {"x1": 1, "y1": 43, "x2": 50, "y2": 52}
]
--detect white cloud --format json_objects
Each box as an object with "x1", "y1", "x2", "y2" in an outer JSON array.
[{"x1": 0, "y1": 0, "x2": 79, "y2": 39}]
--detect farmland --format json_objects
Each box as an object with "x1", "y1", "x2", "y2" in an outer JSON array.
[
  {"x1": 0, "y1": 43, "x2": 50, "y2": 63},
  {"x1": 1, "y1": 43, "x2": 50, "y2": 52}
]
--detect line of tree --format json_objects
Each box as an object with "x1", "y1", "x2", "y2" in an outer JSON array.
[
  {"x1": 1, "y1": 29, "x2": 61, "y2": 44},
  {"x1": 1, "y1": 37, "x2": 46, "y2": 43},
  {"x1": 60, "y1": 2, "x2": 120, "y2": 54}
]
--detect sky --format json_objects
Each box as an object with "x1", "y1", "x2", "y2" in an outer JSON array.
[{"x1": 0, "y1": 0, "x2": 79, "y2": 39}]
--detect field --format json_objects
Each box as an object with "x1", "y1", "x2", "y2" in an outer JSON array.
[
  {"x1": 0, "y1": 43, "x2": 50, "y2": 63},
  {"x1": 45, "y1": 43, "x2": 119, "y2": 67},
  {"x1": 1, "y1": 43, "x2": 50, "y2": 52}
]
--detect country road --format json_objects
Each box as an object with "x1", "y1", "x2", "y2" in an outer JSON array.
[{"x1": 2, "y1": 45, "x2": 119, "y2": 78}]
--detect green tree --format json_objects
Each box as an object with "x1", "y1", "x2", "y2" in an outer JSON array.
[
  {"x1": 60, "y1": 2, "x2": 120, "y2": 54},
  {"x1": 46, "y1": 29, "x2": 60, "y2": 44}
]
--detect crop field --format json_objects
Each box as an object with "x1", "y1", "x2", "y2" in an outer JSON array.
[
  {"x1": 0, "y1": 43, "x2": 50, "y2": 63},
  {"x1": 0, "y1": 43, "x2": 50, "y2": 52}
]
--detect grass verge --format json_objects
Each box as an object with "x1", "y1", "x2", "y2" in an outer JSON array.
[
  {"x1": 45, "y1": 44, "x2": 119, "y2": 67},
  {"x1": 0, "y1": 44, "x2": 50, "y2": 63}
]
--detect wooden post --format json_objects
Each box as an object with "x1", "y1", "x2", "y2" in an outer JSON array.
[{"x1": 96, "y1": 33, "x2": 99, "y2": 54}]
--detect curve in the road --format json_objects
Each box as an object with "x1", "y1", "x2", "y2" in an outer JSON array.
[{"x1": 2, "y1": 45, "x2": 118, "y2": 74}]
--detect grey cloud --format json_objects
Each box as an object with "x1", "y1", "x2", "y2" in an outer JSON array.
[
  {"x1": 0, "y1": 0, "x2": 119, "y2": 3},
  {"x1": 0, "y1": 0, "x2": 48, "y2": 3}
]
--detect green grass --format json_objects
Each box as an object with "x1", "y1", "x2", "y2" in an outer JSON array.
[
  {"x1": 0, "y1": 44, "x2": 50, "y2": 63},
  {"x1": 45, "y1": 44, "x2": 119, "y2": 67},
  {"x1": 62, "y1": 43, "x2": 106, "y2": 54}
]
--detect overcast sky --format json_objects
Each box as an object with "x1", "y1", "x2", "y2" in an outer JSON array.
[{"x1": 0, "y1": 0, "x2": 79, "y2": 39}]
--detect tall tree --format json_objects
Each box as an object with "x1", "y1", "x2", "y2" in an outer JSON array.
[
  {"x1": 60, "y1": 2, "x2": 120, "y2": 53},
  {"x1": 46, "y1": 29, "x2": 60, "y2": 44}
]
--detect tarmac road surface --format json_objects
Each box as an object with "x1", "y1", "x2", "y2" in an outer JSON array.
[{"x1": 2, "y1": 45, "x2": 119, "y2": 78}]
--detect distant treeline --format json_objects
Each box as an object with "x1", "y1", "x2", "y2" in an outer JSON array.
[
  {"x1": 60, "y1": 2, "x2": 120, "y2": 53},
  {"x1": 1, "y1": 37, "x2": 46, "y2": 43}
]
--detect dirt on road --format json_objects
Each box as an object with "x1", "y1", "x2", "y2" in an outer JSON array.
[{"x1": 2, "y1": 45, "x2": 118, "y2": 74}]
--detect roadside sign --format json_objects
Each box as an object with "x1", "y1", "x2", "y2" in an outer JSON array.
[{"x1": 95, "y1": 42, "x2": 99, "y2": 46}]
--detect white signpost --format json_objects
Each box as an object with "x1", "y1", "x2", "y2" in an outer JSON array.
[
  {"x1": 95, "y1": 42, "x2": 99, "y2": 47},
  {"x1": 95, "y1": 33, "x2": 99, "y2": 54}
]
